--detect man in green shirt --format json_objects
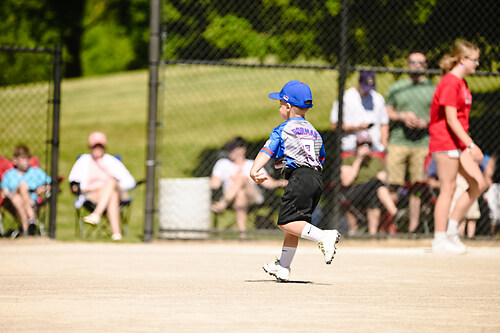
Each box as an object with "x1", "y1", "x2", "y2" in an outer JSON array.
[{"x1": 386, "y1": 52, "x2": 436, "y2": 234}]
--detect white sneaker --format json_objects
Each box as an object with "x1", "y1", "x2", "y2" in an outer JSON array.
[
  {"x1": 111, "y1": 233, "x2": 122, "y2": 241},
  {"x1": 318, "y1": 230, "x2": 341, "y2": 264},
  {"x1": 83, "y1": 214, "x2": 101, "y2": 225},
  {"x1": 262, "y1": 259, "x2": 290, "y2": 282},
  {"x1": 447, "y1": 232, "x2": 467, "y2": 253},
  {"x1": 432, "y1": 237, "x2": 466, "y2": 255}
]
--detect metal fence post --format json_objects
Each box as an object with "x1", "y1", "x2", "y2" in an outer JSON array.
[
  {"x1": 330, "y1": 0, "x2": 349, "y2": 230},
  {"x1": 49, "y1": 44, "x2": 62, "y2": 239},
  {"x1": 144, "y1": 0, "x2": 161, "y2": 242}
]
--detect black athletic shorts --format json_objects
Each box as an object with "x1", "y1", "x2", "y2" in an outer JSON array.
[
  {"x1": 343, "y1": 178, "x2": 383, "y2": 210},
  {"x1": 277, "y1": 167, "x2": 323, "y2": 225}
]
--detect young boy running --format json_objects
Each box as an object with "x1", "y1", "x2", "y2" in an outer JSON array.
[{"x1": 250, "y1": 80, "x2": 341, "y2": 282}]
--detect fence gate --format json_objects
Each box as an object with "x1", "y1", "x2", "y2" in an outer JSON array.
[{"x1": 0, "y1": 45, "x2": 62, "y2": 239}]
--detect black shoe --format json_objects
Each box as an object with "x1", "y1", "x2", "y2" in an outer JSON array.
[{"x1": 28, "y1": 223, "x2": 38, "y2": 236}]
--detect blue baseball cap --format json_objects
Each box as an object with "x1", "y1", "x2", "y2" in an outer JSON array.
[{"x1": 268, "y1": 80, "x2": 313, "y2": 109}]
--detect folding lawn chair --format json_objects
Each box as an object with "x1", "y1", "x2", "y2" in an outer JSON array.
[
  {"x1": 70, "y1": 153, "x2": 144, "y2": 239},
  {"x1": 0, "y1": 156, "x2": 54, "y2": 238},
  {"x1": 73, "y1": 179, "x2": 145, "y2": 239}
]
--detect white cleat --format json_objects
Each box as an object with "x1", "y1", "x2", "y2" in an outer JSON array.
[
  {"x1": 262, "y1": 259, "x2": 290, "y2": 282},
  {"x1": 318, "y1": 230, "x2": 341, "y2": 264},
  {"x1": 432, "y1": 237, "x2": 466, "y2": 255}
]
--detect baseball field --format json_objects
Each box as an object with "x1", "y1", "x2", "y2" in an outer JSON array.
[{"x1": 1, "y1": 238, "x2": 499, "y2": 332}]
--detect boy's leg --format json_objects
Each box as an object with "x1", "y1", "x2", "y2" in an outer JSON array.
[
  {"x1": 9, "y1": 194, "x2": 29, "y2": 233},
  {"x1": 11, "y1": 183, "x2": 37, "y2": 234},
  {"x1": 279, "y1": 221, "x2": 340, "y2": 264},
  {"x1": 18, "y1": 182, "x2": 36, "y2": 220},
  {"x1": 280, "y1": 232, "x2": 298, "y2": 266},
  {"x1": 17, "y1": 183, "x2": 38, "y2": 235},
  {"x1": 262, "y1": 231, "x2": 297, "y2": 282}
]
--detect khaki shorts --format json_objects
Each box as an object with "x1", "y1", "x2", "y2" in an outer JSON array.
[
  {"x1": 387, "y1": 145, "x2": 428, "y2": 185},
  {"x1": 450, "y1": 174, "x2": 480, "y2": 220}
]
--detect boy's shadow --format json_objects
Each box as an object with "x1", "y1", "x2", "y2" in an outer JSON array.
[{"x1": 245, "y1": 279, "x2": 331, "y2": 285}]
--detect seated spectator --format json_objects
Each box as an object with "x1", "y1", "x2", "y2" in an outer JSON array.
[
  {"x1": 485, "y1": 151, "x2": 500, "y2": 236},
  {"x1": 68, "y1": 132, "x2": 135, "y2": 241},
  {"x1": 210, "y1": 137, "x2": 287, "y2": 235},
  {"x1": 330, "y1": 71, "x2": 389, "y2": 152},
  {"x1": 340, "y1": 131, "x2": 398, "y2": 236},
  {"x1": 1, "y1": 145, "x2": 51, "y2": 236}
]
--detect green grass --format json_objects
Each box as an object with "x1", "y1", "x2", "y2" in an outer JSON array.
[{"x1": 3, "y1": 66, "x2": 500, "y2": 241}]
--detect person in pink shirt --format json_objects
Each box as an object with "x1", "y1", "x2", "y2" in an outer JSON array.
[
  {"x1": 429, "y1": 40, "x2": 488, "y2": 254},
  {"x1": 69, "y1": 132, "x2": 136, "y2": 241}
]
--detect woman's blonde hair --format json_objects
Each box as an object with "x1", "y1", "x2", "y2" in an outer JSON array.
[{"x1": 439, "y1": 40, "x2": 479, "y2": 72}]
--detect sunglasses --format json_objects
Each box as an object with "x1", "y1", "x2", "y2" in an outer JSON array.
[
  {"x1": 90, "y1": 144, "x2": 105, "y2": 149},
  {"x1": 464, "y1": 56, "x2": 479, "y2": 64},
  {"x1": 409, "y1": 60, "x2": 426, "y2": 65}
]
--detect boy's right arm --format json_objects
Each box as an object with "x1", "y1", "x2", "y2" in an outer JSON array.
[{"x1": 250, "y1": 152, "x2": 271, "y2": 184}]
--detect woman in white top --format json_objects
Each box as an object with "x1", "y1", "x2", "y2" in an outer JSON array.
[
  {"x1": 210, "y1": 137, "x2": 287, "y2": 234},
  {"x1": 69, "y1": 132, "x2": 135, "y2": 240}
]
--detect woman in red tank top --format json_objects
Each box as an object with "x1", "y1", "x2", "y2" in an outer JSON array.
[{"x1": 429, "y1": 40, "x2": 488, "y2": 254}]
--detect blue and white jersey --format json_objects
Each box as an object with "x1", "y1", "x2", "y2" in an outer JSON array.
[{"x1": 260, "y1": 117, "x2": 326, "y2": 171}]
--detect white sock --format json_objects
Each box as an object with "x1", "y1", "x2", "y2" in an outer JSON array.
[
  {"x1": 279, "y1": 246, "x2": 297, "y2": 268},
  {"x1": 300, "y1": 223, "x2": 327, "y2": 242},
  {"x1": 446, "y1": 219, "x2": 459, "y2": 235},
  {"x1": 434, "y1": 232, "x2": 447, "y2": 241}
]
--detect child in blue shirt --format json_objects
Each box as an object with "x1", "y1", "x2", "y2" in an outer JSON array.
[
  {"x1": 250, "y1": 80, "x2": 340, "y2": 282},
  {"x1": 2, "y1": 145, "x2": 51, "y2": 235}
]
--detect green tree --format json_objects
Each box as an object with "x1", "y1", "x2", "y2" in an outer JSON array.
[{"x1": 0, "y1": 0, "x2": 85, "y2": 78}]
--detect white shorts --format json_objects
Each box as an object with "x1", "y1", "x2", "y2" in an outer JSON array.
[
  {"x1": 486, "y1": 183, "x2": 500, "y2": 225},
  {"x1": 432, "y1": 149, "x2": 461, "y2": 159}
]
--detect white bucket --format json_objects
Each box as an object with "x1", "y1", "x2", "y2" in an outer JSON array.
[{"x1": 158, "y1": 177, "x2": 211, "y2": 239}]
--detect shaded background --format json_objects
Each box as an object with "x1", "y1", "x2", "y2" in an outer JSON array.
[{"x1": 0, "y1": 0, "x2": 499, "y2": 239}]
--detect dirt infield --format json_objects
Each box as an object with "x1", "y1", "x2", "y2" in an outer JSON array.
[{"x1": 1, "y1": 238, "x2": 499, "y2": 332}]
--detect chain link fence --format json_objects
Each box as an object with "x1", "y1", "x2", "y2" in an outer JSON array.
[
  {"x1": 0, "y1": 46, "x2": 61, "y2": 238},
  {"x1": 159, "y1": 0, "x2": 499, "y2": 239}
]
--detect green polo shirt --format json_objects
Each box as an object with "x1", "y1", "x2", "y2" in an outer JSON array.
[
  {"x1": 342, "y1": 156, "x2": 385, "y2": 186},
  {"x1": 386, "y1": 77, "x2": 436, "y2": 147}
]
